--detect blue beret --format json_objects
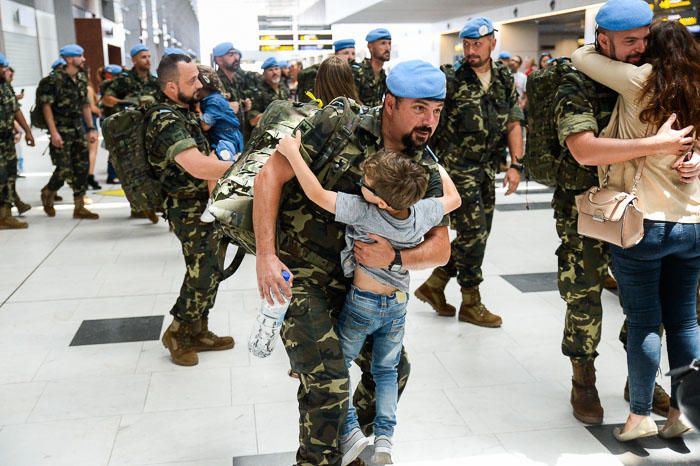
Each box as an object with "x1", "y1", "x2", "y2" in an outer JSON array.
[
  {"x1": 0, "y1": 53, "x2": 8, "y2": 67},
  {"x1": 105, "y1": 64, "x2": 123, "y2": 74},
  {"x1": 261, "y1": 57, "x2": 279, "y2": 70},
  {"x1": 164, "y1": 47, "x2": 187, "y2": 56},
  {"x1": 334, "y1": 39, "x2": 355, "y2": 52},
  {"x1": 51, "y1": 58, "x2": 66, "y2": 69},
  {"x1": 130, "y1": 44, "x2": 148, "y2": 57},
  {"x1": 460, "y1": 17, "x2": 496, "y2": 39},
  {"x1": 366, "y1": 28, "x2": 391, "y2": 43},
  {"x1": 498, "y1": 51, "x2": 512, "y2": 60},
  {"x1": 596, "y1": 0, "x2": 653, "y2": 31},
  {"x1": 59, "y1": 44, "x2": 84, "y2": 57},
  {"x1": 386, "y1": 60, "x2": 446, "y2": 100},
  {"x1": 278, "y1": 60, "x2": 289, "y2": 68},
  {"x1": 212, "y1": 42, "x2": 235, "y2": 58}
]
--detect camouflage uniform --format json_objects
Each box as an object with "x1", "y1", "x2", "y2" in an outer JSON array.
[
  {"x1": 433, "y1": 60, "x2": 523, "y2": 288},
  {"x1": 144, "y1": 93, "x2": 227, "y2": 322},
  {"x1": 277, "y1": 103, "x2": 446, "y2": 465},
  {"x1": 553, "y1": 70, "x2": 617, "y2": 363},
  {"x1": 37, "y1": 69, "x2": 90, "y2": 197},
  {"x1": 103, "y1": 69, "x2": 159, "y2": 113},
  {"x1": 353, "y1": 58, "x2": 386, "y2": 107},
  {"x1": 217, "y1": 67, "x2": 260, "y2": 141},
  {"x1": 248, "y1": 80, "x2": 290, "y2": 123},
  {"x1": 0, "y1": 80, "x2": 18, "y2": 209}
]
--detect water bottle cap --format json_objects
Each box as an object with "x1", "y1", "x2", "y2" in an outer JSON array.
[{"x1": 282, "y1": 271, "x2": 291, "y2": 282}]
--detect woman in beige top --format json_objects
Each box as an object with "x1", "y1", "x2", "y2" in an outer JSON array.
[{"x1": 572, "y1": 21, "x2": 700, "y2": 442}]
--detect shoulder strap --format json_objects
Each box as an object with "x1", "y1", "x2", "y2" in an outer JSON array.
[{"x1": 314, "y1": 106, "x2": 366, "y2": 190}]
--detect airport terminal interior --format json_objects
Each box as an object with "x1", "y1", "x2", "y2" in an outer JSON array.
[{"x1": 1, "y1": 0, "x2": 700, "y2": 465}]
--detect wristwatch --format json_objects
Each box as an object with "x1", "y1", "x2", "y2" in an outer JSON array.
[
  {"x1": 388, "y1": 249, "x2": 402, "y2": 272},
  {"x1": 86, "y1": 127, "x2": 97, "y2": 132},
  {"x1": 510, "y1": 162, "x2": 524, "y2": 173}
]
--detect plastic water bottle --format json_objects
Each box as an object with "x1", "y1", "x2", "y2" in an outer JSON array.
[{"x1": 248, "y1": 271, "x2": 291, "y2": 358}]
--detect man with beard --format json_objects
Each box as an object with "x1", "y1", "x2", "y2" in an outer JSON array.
[
  {"x1": 416, "y1": 17, "x2": 523, "y2": 328},
  {"x1": 144, "y1": 53, "x2": 235, "y2": 366},
  {"x1": 297, "y1": 39, "x2": 358, "y2": 104},
  {"x1": 102, "y1": 44, "x2": 159, "y2": 112},
  {"x1": 38, "y1": 44, "x2": 99, "y2": 220},
  {"x1": 254, "y1": 60, "x2": 450, "y2": 466},
  {"x1": 353, "y1": 28, "x2": 391, "y2": 107},
  {"x1": 212, "y1": 42, "x2": 256, "y2": 140},
  {"x1": 247, "y1": 57, "x2": 290, "y2": 128},
  {"x1": 0, "y1": 53, "x2": 34, "y2": 229}
]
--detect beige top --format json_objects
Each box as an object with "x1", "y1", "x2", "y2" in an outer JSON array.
[
  {"x1": 572, "y1": 45, "x2": 700, "y2": 223},
  {"x1": 476, "y1": 68, "x2": 492, "y2": 91}
]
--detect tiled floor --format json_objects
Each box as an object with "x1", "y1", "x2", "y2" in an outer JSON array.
[{"x1": 1, "y1": 139, "x2": 699, "y2": 465}]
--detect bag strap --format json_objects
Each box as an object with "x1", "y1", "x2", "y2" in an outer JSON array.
[{"x1": 601, "y1": 158, "x2": 646, "y2": 195}]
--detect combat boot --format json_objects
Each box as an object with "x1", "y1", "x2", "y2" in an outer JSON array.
[
  {"x1": 0, "y1": 206, "x2": 28, "y2": 229},
  {"x1": 415, "y1": 268, "x2": 456, "y2": 316},
  {"x1": 161, "y1": 318, "x2": 199, "y2": 366},
  {"x1": 571, "y1": 359, "x2": 604, "y2": 424},
  {"x1": 458, "y1": 286, "x2": 502, "y2": 327},
  {"x1": 40, "y1": 186, "x2": 56, "y2": 217},
  {"x1": 73, "y1": 196, "x2": 99, "y2": 220},
  {"x1": 191, "y1": 316, "x2": 235, "y2": 352},
  {"x1": 624, "y1": 379, "x2": 670, "y2": 417},
  {"x1": 12, "y1": 181, "x2": 31, "y2": 214}
]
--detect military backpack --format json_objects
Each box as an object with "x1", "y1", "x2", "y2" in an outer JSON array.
[
  {"x1": 209, "y1": 97, "x2": 364, "y2": 255},
  {"x1": 522, "y1": 58, "x2": 573, "y2": 187},
  {"x1": 30, "y1": 79, "x2": 49, "y2": 130},
  {"x1": 101, "y1": 105, "x2": 171, "y2": 212}
]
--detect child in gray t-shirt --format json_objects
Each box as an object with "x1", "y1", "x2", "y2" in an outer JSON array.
[{"x1": 276, "y1": 131, "x2": 460, "y2": 466}]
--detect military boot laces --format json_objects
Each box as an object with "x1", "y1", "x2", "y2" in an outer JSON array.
[
  {"x1": 415, "y1": 269, "x2": 456, "y2": 316},
  {"x1": 73, "y1": 196, "x2": 99, "y2": 220},
  {"x1": 40, "y1": 186, "x2": 56, "y2": 217},
  {"x1": 571, "y1": 360, "x2": 604, "y2": 425},
  {"x1": 458, "y1": 286, "x2": 502, "y2": 328},
  {"x1": 161, "y1": 318, "x2": 199, "y2": 366},
  {"x1": 191, "y1": 317, "x2": 235, "y2": 352},
  {"x1": 0, "y1": 206, "x2": 28, "y2": 229}
]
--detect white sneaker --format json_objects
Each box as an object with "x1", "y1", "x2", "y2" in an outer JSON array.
[
  {"x1": 372, "y1": 435, "x2": 393, "y2": 464},
  {"x1": 340, "y1": 427, "x2": 369, "y2": 466}
]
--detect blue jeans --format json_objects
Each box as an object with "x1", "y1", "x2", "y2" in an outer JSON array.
[
  {"x1": 338, "y1": 285, "x2": 407, "y2": 438},
  {"x1": 611, "y1": 220, "x2": 700, "y2": 415}
]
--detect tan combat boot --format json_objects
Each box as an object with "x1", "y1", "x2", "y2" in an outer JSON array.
[
  {"x1": 458, "y1": 286, "x2": 502, "y2": 327},
  {"x1": 191, "y1": 316, "x2": 235, "y2": 352},
  {"x1": 0, "y1": 206, "x2": 28, "y2": 229},
  {"x1": 415, "y1": 268, "x2": 456, "y2": 316},
  {"x1": 571, "y1": 359, "x2": 604, "y2": 424},
  {"x1": 40, "y1": 186, "x2": 56, "y2": 217},
  {"x1": 73, "y1": 195, "x2": 99, "y2": 219},
  {"x1": 161, "y1": 318, "x2": 199, "y2": 366},
  {"x1": 12, "y1": 182, "x2": 31, "y2": 215},
  {"x1": 624, "y1": 379, "x2": 670, "y2": 417}
]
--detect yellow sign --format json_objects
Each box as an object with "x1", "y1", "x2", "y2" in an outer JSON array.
[
  {"x1": 96, "y1": 189, "x2": 125, "y2": 197},
  {"x1": 259, "y1": 44, "x2": 294, "y2": 51}
]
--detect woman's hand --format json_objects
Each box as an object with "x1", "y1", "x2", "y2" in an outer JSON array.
[{"x1": 654, "y1": 114, "x2": 694, "y2": 156}]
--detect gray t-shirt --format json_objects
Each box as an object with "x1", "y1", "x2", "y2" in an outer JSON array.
[{"x1": 335, "y1": 192, "x2": 444, "y2": 291}]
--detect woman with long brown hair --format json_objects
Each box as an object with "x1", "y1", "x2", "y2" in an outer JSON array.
[
  {"x1": 573, "y1": 20, "x2": 700, "y2": 441},
  {"x1": 313, "y1": 55, "x2": 359, "y2": 106}
]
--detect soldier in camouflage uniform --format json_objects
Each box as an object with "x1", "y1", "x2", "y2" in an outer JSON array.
[
  {"x1": 0, "y1": 53, "x2": 34, "y2": 230},
  {"x1": 248, "y1": 57, "x2": 290, "y2": 129},
  {"x1": 416, "y1": 17, "x2": 523, "y2": 328},
  {"x1": 254, "y1": 61, "x2": 450, "y2": 466},
  {"x1": 297, "y1": 39, "x2": 358, "y2": 104},
  {"x1": 144, "y1": 53, "x2": 235, "y2": 366},
  {"x1": 353, "y1": 28, "x2": 390, "y2": 107},
  {"x1": 38, "y1": 44, "x2": 99, "y2": 220}
]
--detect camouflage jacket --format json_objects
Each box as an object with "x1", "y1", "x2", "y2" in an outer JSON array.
[
  {"x1": 103, "y1": 69, "x2": 159, "y2": 109},
  {"x1": 277, "y1": 103, "x2": 446, "y2": 291},
  {"x1": 433, "y1": 59, "x2": 523, "y2": 171},
  {"x1": 217, "y1": 68, "x2": 260, "y2": 103},
  {"x1": 296, "y1": 63, "x2": 319, "y2": 104},
  {"x1": 144, "y1": 92, "x2": 209, "y2": 200},
  {"x1": 98, "y1": 78, "x2": 117, "y2": 117},
  {"x1": 0, "y1": 81, "x2": 18, "y2": 137},
  {"x1": 353, "y1": 58, "x2": 386, "y2": 107},
  {"x1": 36, "y1": 68, "x2": 89, "y2": 129},
  {"x1": 249, "y1": 80, "x2": 290, "y2": 120},
  {"x1": 554, "y1": 69, "x2": 617, "y2": 191}
]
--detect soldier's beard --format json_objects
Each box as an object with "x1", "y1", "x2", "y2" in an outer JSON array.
[
  {"x1": 401, "y1": 126, "x2": 432, "y2": 155},
  {"x1": 467, "y1": 55, "x2": 489, "y2": 68},
  {"x1": 177, "y1": 90, "x2": 197, "y2": 105},
  {"x1": 224, "y1": 62, "x2": 239, "y2": 72}
]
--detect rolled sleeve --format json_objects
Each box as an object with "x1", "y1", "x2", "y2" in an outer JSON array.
[{"x1": 165, "y1": 137, "x2": 198, "y2": 161}]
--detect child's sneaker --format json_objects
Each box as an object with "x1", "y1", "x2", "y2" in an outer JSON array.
[
  {"x1": 200, "y1": 199, "x2": 215, "y2": 223},
  {"x1": 372, "y1": 435, "x2": 393, "y2": 464},
  {"x1": 340, "y1": 427, "x2": 369, "y2": 466}
]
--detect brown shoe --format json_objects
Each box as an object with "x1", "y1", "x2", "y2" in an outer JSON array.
[
  {"x1": 0, "y1": 206, "x2": 28, "y2": 229},
  {"x1": 457, "y1": 286, "x2": 502, "y2": 327},
  {"x1": 603, "y1": 275, "x2": 618, "y2": 290},
  {"x1": 191, "y1": 316, "x2": 234, "y2": 352},
  {"x1": 571, "y1": 359, "x2": 604, "y2": 424},
  {"x1": 73, "y1": 196, "x2": 99, "y2": 220},
  {"x1": 41, "y1": 186, "x2": 56, "y2": 217},
  {"x1": 145, "y1": 210, "x2": 159, "y2": 224},
  {"x1": 415, "y1": 269, "x2": 456, "y2": 317},
  {"x1": 161, "y1": 318, "x2": 199, "y2": 366},
  {"x1": 623, "y1": 379, "x2": 670, "y2": 417}
]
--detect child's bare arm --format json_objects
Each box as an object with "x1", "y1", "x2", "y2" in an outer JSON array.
[
  {"x1": 436, "y1": 164, "x2": 461, "y2": 214},
  {"x1": 276, "y1": 131, "x2": 337, "y2": 214}
]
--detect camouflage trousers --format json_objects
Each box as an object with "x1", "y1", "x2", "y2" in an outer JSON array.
[
  {"x1": 0, "y1": 138, "x2": 17, "y2": 208},
  {"x1": 439, "y1": 162, "x2": 496, "y2": 288},
  {"x1": 553, "y1": 188, "x2": 613, "y2": 362},
  {"x1": 166, "y1": 197, "x2": 227, "y2": 322},
  {"x1": 281, "y1": 284, "x2": 410, "y2": 466},
  {"x1": 46, "y1": 127, "x2": 89, "y2": 197}
]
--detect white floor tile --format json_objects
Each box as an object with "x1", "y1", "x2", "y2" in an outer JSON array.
[
  {"x1": 0, "y1": 381, "x2": 46, "y2": 424},
  {"x1": 144, "y1": 368, "x2": 231, "y2": 412},
  {"x1": 254, "y1": 401, "x2": 300, "y2": 454},
  {"x1": 34, "y1": 343, "x2": 142, "y2": 381},
  {"x1": 230, "y1": 365, "x2": 298, "y2": 406},
  {"x1": 394, "y1": 389, "x2": 471, "y2": 442},
  {"x1": 435, "y1": 347, "x2": 536, "y2": 388}
]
